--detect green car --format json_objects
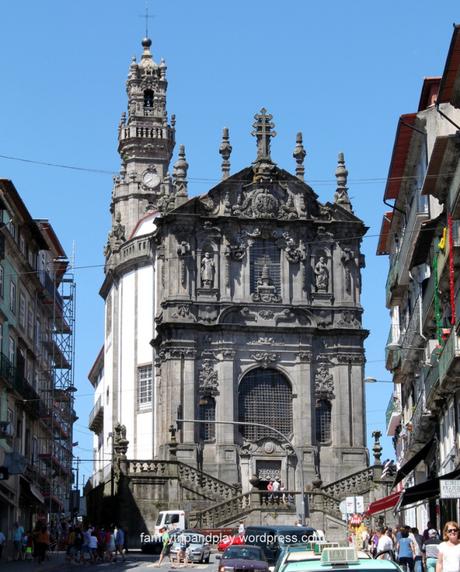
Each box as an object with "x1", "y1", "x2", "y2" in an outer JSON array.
[{"x1": 279, "y1": 547, "x2": 403, "y2": 572}]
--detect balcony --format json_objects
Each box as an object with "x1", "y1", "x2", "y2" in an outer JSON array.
[
  {"x1": 386, "y1": 255, "x2": 402, "y2": 307},
  {"x1": 406, "y1": 393, "x2": 434, "y2": 453},
  {"x1": 438, "y1": 328, "x2": 460, "y2": 389},
  {"x1": 395, "y1": 195, "x2": 429, "y2": 288},
  {"x1": 385, "y1": 325, "x2": 401, "y2": 371},
  {"x1": 386, "y1": 395, "x2": 402, "y2": 437},
  {"x1": 422, "y1": 270, "x2": 435, "y2": 330},
  {"x1": 89, "y1": 396, "x2": 103, "y2": 433}
]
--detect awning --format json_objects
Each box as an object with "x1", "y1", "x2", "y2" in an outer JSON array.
[
  {"x1": 366, "y1": 491, "x2": 402, "y2": 515},
  {"x1": 29, "y1": 484, "x2": 45, "y2": 505},
  {"x1": 399, "y1": 467, "x2": 460, "y2": 509},
  {"x1": 393, "y1": 440, "x2": 434, "y2": 486}
]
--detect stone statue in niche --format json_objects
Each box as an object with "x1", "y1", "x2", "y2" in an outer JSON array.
[
  {"x1": 201, "y1": 252, "x2": 215, "y2": 288},
  {"x1": 341, "y1": 248, "x2": 355, "y2": 294},
  {"x1": 314, "y1": 256, "x2": 329, "y2": 291}
]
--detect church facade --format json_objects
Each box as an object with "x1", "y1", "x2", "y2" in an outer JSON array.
[{"x1": 89, "y1": 36, "x2": 370, "y2": 521}]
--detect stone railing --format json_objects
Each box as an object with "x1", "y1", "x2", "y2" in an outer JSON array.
[
  {"x1": 191, "y1": 490, "x2": 342, "y2": 528},
  {"x1": 118, "y1": 236, "x2": 151, "y2": 264},
  {"x1": 320, "y1": 466, "x2": 376, "y2": 499},
  {"x1": 127, "y1": 460, "x2": 238, "y2": 502},
  {"x1": 177, "y1": 462, "x2": 237, "y2": 500}
]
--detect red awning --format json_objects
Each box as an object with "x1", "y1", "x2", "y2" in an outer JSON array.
[{"x1": 366, "y1": 491, "x2": 401, "y2": 515}]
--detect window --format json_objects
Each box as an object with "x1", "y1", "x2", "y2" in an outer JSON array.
[
  {"x1": 19, "y1": 234, "x2": 26, "y2": 255},
  {"x1": 138, "y1": 365, "x2": 153, "y2": 410},
  {"x1": 250, "y1": 239, "x2": 281, "y2": 293},
  {"x1": 35, "y1": 318, "x2": 41, "y2": 352},
  {"x1": 316, "y1": 399, "x2": 332, "y2": 444},
  {"x1": 9, "y1": 281, "x2": 16, "y2": 314},
  {"x1": 199, "y1": 397, "x2": 216, "y2": 442},
  {"x1": 106, "y1": 293, "x2": 112, "y2": 337},
  {"x1": 238, "y1": 368, "x2": 292, "y2": 441},
  {"x1": 27, "y1": 303, "x2": 33, "y2": 340},
  {"x1": 144, "y1": 89, "x2": 154, "y2": 108},
  {"x1": 8, "y1": 336, "x2": 15, "y2": 364},
  {"x1": 19, "y1": 292, "x2": 26, "y2": 328},
  {"x1": 0, "y1": 265, "x2": 4, "y2": 298}
]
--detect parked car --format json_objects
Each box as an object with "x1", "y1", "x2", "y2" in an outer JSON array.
[
  {"x1": 217, "y1": 529, "x2": 245, "y2": 551},
  {"x1": 218, "y1": 545, "x2": 269, "y2": 572},
  {"x1": 244, "y1": 525, "x2": 318, "y2": 564},
  {"x1": 170, "y1": 532, "x2": 211, "y2": 564}
]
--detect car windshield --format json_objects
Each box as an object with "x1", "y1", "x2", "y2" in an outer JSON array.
[{"x1": 223, "y1": 547, "x2": 264, "y2": 560}]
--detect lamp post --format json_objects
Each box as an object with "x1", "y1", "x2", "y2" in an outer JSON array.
[{"x1": 177, "y1": 417, "x2": 307, "y2": 525}]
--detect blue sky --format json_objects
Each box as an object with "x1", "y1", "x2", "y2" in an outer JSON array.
[{"x1": 0, "y1": 0, "x2": 458, "y2": 487}]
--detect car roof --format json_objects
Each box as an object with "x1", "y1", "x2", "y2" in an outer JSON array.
[
  {"x1": 224, "y1": 545, "x2": 264, "y2": 550},
  {"x1": 283, "y1": 559, "x2": 400, "y2": 572}
]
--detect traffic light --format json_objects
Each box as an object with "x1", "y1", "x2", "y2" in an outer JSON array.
[{"x1": 0, "y1": 466, "x2": 9, "y2": 480}]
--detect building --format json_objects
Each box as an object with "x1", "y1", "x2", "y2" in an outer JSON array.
[
  {"x1": 87, "y1": 36, "x2": 383, "y2": 540},
  {"x1": 0, "y1": 179, "x2": 76, "y2": 552},
  {"x1": 377, "y1": 25, "x2": 460, "y2": 529}
]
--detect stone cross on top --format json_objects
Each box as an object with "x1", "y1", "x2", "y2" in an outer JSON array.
[{"x1": 252, "y1": 108, "x2": 276, "y2": 162}]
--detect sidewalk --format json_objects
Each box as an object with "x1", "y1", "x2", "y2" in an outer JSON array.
[{"x1": 0, "y1": 552, "x2": 66, "y2": 572}]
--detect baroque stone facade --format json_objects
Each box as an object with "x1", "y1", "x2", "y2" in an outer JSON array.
[{"x1": 90, "y1": 37, "x2": 369, "y2": 528}]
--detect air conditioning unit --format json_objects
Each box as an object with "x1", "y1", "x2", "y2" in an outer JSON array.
[{"x1": 0, "y1": 421, "x2": 13, "y2": 438}]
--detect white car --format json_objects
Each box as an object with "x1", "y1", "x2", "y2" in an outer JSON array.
[{"x1": 170, "y1": 532, "x2": 211, "y2": 564}]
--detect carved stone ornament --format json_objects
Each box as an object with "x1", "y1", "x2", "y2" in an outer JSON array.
[
  {"x1": 314, "y1": 257, "x2": 329, "y2": 291},
  {"x1": 198, "y1": 359, "x2": 219, "y2": 397},
  {"x1": 232, "y1": 185, "x2": 299, "y2": 220},
  {"x1": 251, "y1": 352, "x2": 279, "y2": 368},
  {"x1": 250, "y1": 336, "x2": 275, "y2": 345},
  {"x1": 337, "y1": 354, "x2": 365, "y2": 364},
  {"x1": 298, "y1": 352, "x2": 311, "y2": 362},
  {"x1": 258, "y1": 310, "x2": 274, "y2": 320},
  {"x1": 171, "y1": 304, "x2": 195, "y2": 321},
  {"x1": 336, "y1": 310, "x2": 360, "y2": 328},
  {"x1": 252, "y1": 264, "x2": 281, "y2": 303},
  {"x1": 177, "y1": 240, "x2": 191, "y2": 287},
  {"x1": 314, "y1": 363, "x2": 335, "y2": 400},
  {"x1": 113, "y1": 422, "x2": 129, "y2": 457},
  {"x1": 225, "y1": 242, "x2": 246, "y2": 261}
]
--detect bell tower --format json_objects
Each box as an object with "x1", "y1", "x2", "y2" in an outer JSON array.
[{"x1": 108, "y1": 37, "x2": 175, "y2": 244}]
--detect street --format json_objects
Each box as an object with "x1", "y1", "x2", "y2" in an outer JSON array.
[{"x1": 0, "y1": 551, "x2": 219, "y2": 572}]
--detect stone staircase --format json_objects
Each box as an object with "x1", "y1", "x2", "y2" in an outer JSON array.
[
  {"x1": 320, "y1": 465, "x2": 378, "y2": 499},
  {"x1": 127, "y1": 459, "x2": 238, "y2": 502}
]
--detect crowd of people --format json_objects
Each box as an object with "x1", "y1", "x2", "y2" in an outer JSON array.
[
  {"x1": 363, "y1": 521, "x2": 460, "y2": 572},
  {"x1": 0, "y1": 521, "x2": 126, "y2": 565}
]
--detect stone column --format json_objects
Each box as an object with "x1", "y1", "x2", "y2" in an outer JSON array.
[{"x1": 182, "y1": 351, "x2": 196, "y2": 444}]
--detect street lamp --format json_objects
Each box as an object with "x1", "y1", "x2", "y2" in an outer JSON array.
[
  {"x1": 177, "y1": 418, "x2": 307, "y2": 525},
  {"x1": 364, "y1": 377, "x2": 394, "y2": 384}
]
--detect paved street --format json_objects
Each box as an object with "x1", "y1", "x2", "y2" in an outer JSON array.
[{"x1": 0, "y1": 551, "x2": 218, "y2": 572}]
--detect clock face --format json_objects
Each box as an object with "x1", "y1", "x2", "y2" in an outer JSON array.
[{"x1": 142, "y1": 170, "x2": 161, "y2": 189}]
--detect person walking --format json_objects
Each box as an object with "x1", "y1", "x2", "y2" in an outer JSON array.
[
  {"x1": 36, "y1": 524, "x2": 50, "y2": 565},
  {"x1": 424, "y1": 529, "x2": 441, "y2": 572},
  {"x1": 377, "y1": 527, "x2": 394, "y2": 560},
  {"x1": 397, "y1": 528, "x2": 416, "y2": 572},
  {"x1": 412, "y1": 527, "x2": 425, "y2": 572},
  {"x1": 436, "y1": 522, "x2": 460, "y2": 572},
  {"x1": 13, "y1": 521, "x2": 24, "y2": 560},
  {"x1": 0, "y1": 529, "x2": 6, "y2": 560},
  {"x1": 115, "y1": 525, "x2": 125, "y2": 562},
  {"x1": 157, "y1": 527, "x2": 171, "y2": 566}
]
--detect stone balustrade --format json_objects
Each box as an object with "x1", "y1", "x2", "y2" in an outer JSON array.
[{"x1": 320, "y1": 466, "x2": 375, "y2": 499}]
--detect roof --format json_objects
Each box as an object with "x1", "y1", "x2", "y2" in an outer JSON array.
[
  {"x1": 437, "y1": 24, "x2": 460, "y2": 107},
  {"x1": 376, "y1": 212, "x2": 393, "y2": 256},
  {"x1": 418, "y1": 77, "x2": 441, "y2": 111},
  {"x1": 88, "y1": 345, "x2": 104, "y2": 386},
  {"x1": 384, "y1": 114, "x2": 417, "y2": 201},
  {"x1": 0, "y1": 179, "x2": 48, "y2": 249}
]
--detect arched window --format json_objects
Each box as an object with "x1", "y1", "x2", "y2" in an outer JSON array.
[
  {"x1": 315, "y1": 399, "x2": 332, "y2": 444},
  {"x1": 144, "y1": 89, "x2": 154, "y2": 108},
  {"x1": 238, "y1": 368, "x2": 292, "y2": 441},
  {"x1": 199, "y1": 397, "x2": 216, "y2": 442}
]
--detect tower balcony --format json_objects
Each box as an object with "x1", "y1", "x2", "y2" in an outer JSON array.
[
  {"x1": 89, "y1": 396, "x2": 103, "y2": 433},
  {"x1": 386, "y1": 395, "x2": 402, "y2": 436}
]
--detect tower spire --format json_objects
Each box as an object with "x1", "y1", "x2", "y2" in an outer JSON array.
[
  {"x1": 219, "y1": 127, "x2": 232, "y2": 179},
  {"x1": 293, "y1": 132, "x2": 306, "y2": 181},
  {"x1": 334, "y1": 152, "x2": 352, "y2": 212}
]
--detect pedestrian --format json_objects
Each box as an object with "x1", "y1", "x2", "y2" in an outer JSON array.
[
  {"x1": 267, "y1": 479, "x2": 274, "y2": 503},
  {"x1": 396, "y1": 528, "x2": 416, "y2": 572},
  {"x1": 115, "y1": 525, "x2": 126, "y2": 561},
  {"x1": 272, "y1": 478, "x2": 281, "y2": 503},
  {"x1": 411, "y1": 527, "x2": 424, "y2": 572},
  {"x1": 157, "y1": 527, "x2": 171, "y2": 566},
  {"x1": 106, "y1": 527, "x2": 116, "y2": 562},
  {"x1": 377, "y1": 527, "x2": 394, "y2": 560},
  {"x1": 238, "y1": 521, "x2": 245, "y2": 536},
  {"x1": 89, "y1": 531, "x2": 98, "y2": 563},
  {"x1": 0, "y1": 529, "x2": 5, "y2": 559},
  {"x1": 424, "y1": 522, "x2": 439, "y2": 542},
  {"x1": 436, "y1": 521, "x2": 460, "y2": 572},
  {"x1": 423, "y1": 528, "x2": 441, "y2": 572},
  {"x1": 36, "y1": 523, "x2": 50, "y2": 564},
  {"x1": 13, "y1": 521, "x2": 24, "y2": 560}
]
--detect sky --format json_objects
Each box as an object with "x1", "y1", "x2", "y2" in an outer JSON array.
[{"x1": 0, "y1": 0, "x2": 458, "y2": 489}]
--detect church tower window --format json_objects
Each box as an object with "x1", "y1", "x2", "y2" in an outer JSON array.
[
  {"x1": 137, "y1": 365, "x2": 153, "y2": 410},
  {"x1": 238, "y1": 368, "x2": 292, "y2": 441},
  {"x1": 250, "y1": 239, "x2": 281, "y2": 293},
  {"x1": 315, "y1": 399, "x2": 332, "y2": 444},
  {"x1": 144, "y1": 89, "x2": 154, "y2": 108},
  {"x1": 199, "y1": 397, "x2": 216, "y2": 442}
]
